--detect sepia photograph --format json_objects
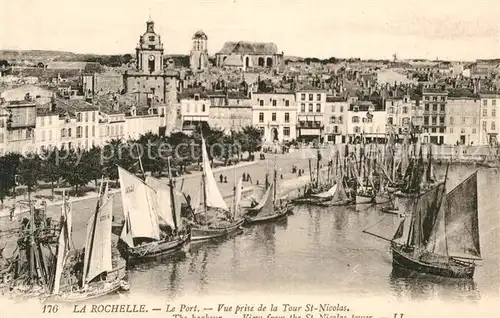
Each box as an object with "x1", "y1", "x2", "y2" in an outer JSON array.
[{"x1": 0, "y1": 1, "x2": 499, "y2": 317}]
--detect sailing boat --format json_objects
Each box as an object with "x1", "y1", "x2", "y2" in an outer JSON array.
[
  {"x1": 47, "y1": 184, "x2": 128, "y2": 302},
  {"x1": 5, "y1": 202, "x2": 62, "y2": 299},
  {"x1": 189, "y1": 136, "x2": 245, "y2": 241},
  {"x1": 391, "y1": 168, "x2": 482, "y2": 278},
  {"x1": 244, "y1": 168, "x2": 292, "y2": 224},
  {"x1": 317, "y1": 165, "x2": 353, "y2": 207},
  {"x1": 292, "y1": 145, "x2": 333, "y2": 204},
  {"x1": 116, "y1": 167, "x2": 190, "y2": 261}
]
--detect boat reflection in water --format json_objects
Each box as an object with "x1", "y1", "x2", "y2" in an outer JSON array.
[{"x1": 389, "y1": 266, "x2": 480, "y2": 302}]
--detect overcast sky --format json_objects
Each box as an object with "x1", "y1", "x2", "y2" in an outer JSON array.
[{"x1": 1, "y1": 0, "x2": 499, "y2": 61}]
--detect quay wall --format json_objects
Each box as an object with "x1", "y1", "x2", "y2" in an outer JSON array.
[{"x1": 294, "y1": 144, "x2": 498, "y2": 165}]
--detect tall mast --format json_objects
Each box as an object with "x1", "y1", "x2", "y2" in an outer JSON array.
[
  {"x1": 273, "y1": 154, "x2": 277, "y2": 201},
  {"x1": 316, "y1": 146, "x2": 321, "y2": 188},
  {"x1": 84, "y1": 176, "x2": 104, "y2": 285},
  {"x1": 201, "y1": 135, "x2": 208, "y2": 214},
  {"x1": 167, "y1": 157, "x2": 178, "y2": 231}
]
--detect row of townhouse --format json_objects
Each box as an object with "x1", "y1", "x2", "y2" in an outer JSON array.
[
  {"x1": 385, "y1": 89, "x2": 500, "y2": 145},
  {"x1": 0, "y1": 96, "x2": 168, "y2": 155},
  {"x1": 178, "y1": 88, "x2": 387, "y2": 144},
  {"x1": 179, "y1": 88, "x2": 500, "y2": 146}
]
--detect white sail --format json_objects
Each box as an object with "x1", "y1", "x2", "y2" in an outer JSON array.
[
  {"x1": 233, "y1": 177, "x2": 243, "y2": 216},
  {"x1": 118, "y1": 167, "x2": 160, "y2": 242},
  {"x1": 52, "y1": 197, "x2": 72, "y2": 294},
  {"x1": 312, "y1": 184, "x2": 337, "y2": 198},
  {"x1": 83, "y1": 196, "x2": 113, "y2": 284},
  {"x1": 201, "y1": 137, "x2": 229, "y2": 211},
  {"x1": 145, "y1": 176, "x2": 175, "y2": 229}
]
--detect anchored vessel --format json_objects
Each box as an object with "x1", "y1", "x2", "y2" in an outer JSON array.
[
  {"x1": 46, "y1": 185, "x2": 128, "y2": 302},
  {"x1": 189, "y1": 136, "x2": 244, "y2": 241},
  {"x1": 391, "y1": 168, "x2": 482, "y2": 279},
  {"x1": 244, "y1": 168, "x2": 292, "y2": 224},
  {"x1": 117, "y1": 166, "x2": 190, "y2": 262}
]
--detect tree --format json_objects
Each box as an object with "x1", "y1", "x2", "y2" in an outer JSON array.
[
  {"x1": 101, "y1": 139, "x2": 134, "y2": 184},
  {"x1": 236, "y1": 126, "x2": 263, "y2": 157},
  {"x1": 60, "y1": 149, "x2": 93, "y2": 195},
  {"x1": 134, "y1": 132, "x2": 167, "y2": 176},
  {"x1": 18, "y1": 153, "x2": 42, "y2": 202},
  {"x1": 82, "y1": 146, "x2": 104, "y2": 187},
  {"x1": 0, "y1": 153, "x2": 22, "y2": 200},
  {"x1": 40, "y1": 148, "x2": 63, "y2": 200}
]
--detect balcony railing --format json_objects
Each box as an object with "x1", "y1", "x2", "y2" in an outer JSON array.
[{"x1": 297, "y1": 122, "x2": 324, "y2": 129}]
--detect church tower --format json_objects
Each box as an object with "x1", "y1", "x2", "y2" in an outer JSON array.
[
  {"x1": 136, "y1": 19, "x2": 164, "y2": 74},
  {"x1": 189, "y1": 30, "x2": 209, "y2": 72}
]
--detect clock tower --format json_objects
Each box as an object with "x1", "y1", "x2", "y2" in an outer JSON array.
[{"x1": 136, "y1": 18, "x2": 164, "y2": 74}]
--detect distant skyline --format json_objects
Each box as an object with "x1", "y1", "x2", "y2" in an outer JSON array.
[{"x1": 1, "y1": 0, "x2": 499, "y2": 61}]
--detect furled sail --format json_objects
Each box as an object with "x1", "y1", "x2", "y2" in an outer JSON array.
[
  {"x1": 254, "y1": 183, "x2": 275, "y2": 217},
  {"x1": 233, "y1": 177, "x2": 243, "y2": 216},
  {"x1": 201, "y1": 137, "x2": 229, "y2": 211},
  {"x1": 145, "y1": 176, "x2": 175, "y2": 229},
  {"x1": 118, "y1": 166, "x2": 160, "y2": 242},
  {"x1": 83, "y1": 196, "x2": 113, "y2": 284},
  {"x1": 52, "y1": 197, "x2": 72, "y2": 294},
  {"x1": 443, "y1": 172, "x2": 481, "y2": 260},
  {"x1": 312, "y1": 184, "x2": 337, "y2": 198}
]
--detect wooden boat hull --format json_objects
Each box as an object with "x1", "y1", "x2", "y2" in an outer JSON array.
[
  {"x1": 374, "y1": 194, "x2": 392, "y2": 204},
  {"x1": 117, "y1": 233, "x2": 191, "y2": 261},
  {"x1": 244, "y1": 206, "x2": 291, "y2": 224},
  {"x1": 317, "y1": 199, "x2": 353, "y2": 207},
  {"x1": 44, "y1": 279, "x2": 128, "y2": 303},
  {"x1": 392, "y1": 246, "x2": 475, "y2": 279},
  {"x1": 291, "y1": 196, "x2": 331, "y2": 205},
  {"x1": 356, "y1": 194, "x2": 374, "y2": 205},
  {"x1": 191, "y1": 219, "x2": 244, "y2": 241}
]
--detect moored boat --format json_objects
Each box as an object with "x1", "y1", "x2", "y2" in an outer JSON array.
[
  {"x1": 391, "y1": 166, "x2": 482, "y2": 279},
  {"x1": 189, "y1": 136, "x2": 245, "y2": 242},
  {"x1": 116, "y1": 166, "x2": 190, "y2": 262}
]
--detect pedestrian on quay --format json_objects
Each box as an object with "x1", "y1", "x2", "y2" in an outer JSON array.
[
  {"x1": 242, "y1": 173, "x2": 247, "y2": 182},
  {"x1": 224, "y1": 176, "x2": 228, "y2": 183},
  {"x1": 220, "y1": 174, "x2": 224, "y2": 183},
  {"x1": 248, "y1": 173, "x2": 253, "y2": 184}
]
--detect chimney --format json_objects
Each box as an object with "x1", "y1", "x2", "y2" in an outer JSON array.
[{"x1": 50, "y1": 96, "x2": 56, "y2": 112}]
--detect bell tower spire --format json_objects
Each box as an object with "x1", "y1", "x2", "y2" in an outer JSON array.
[{"x1": 136, "y1": 18, "x2": 164, "y2": 74}]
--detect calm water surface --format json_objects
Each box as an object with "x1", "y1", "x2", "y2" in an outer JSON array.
[{"x1": 120, "y1": 165, "x2": 499, "y2": 302}]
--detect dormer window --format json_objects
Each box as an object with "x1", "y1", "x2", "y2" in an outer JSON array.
[
  {"x1": 130, "y1": 107, "x2": 137, "y2": 116},
  {"x1": 353, "y1": 106, "x2": 359, "y2": 112},
  {"x1": 148, "y1": 108, "x2": 153, "y2": 115},
  {"x1": 194, "y1": 94, "x2": 200, "y2": 101}
]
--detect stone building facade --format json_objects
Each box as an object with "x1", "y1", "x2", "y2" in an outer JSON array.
[
  {"x1": 215, "y1": 41, "x2": 284, "y2": 71},
  {"x1": 189, "y1": 30, "x2": 209, "y2": 72},
  {"x1": 122, "y1": 19, "x2": 178, "y2": 106}
]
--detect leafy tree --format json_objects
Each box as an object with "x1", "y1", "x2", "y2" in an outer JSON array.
[
  {"x1": 82, "y1": 146, "x2": 104, "y2": 186},
  {"x1": 18, "y1": 153, "x2": 42, "y2": 202},
  {"x1": 60, "y1": 149, "x2": 93, "y2": 195},
  {"x1": 0, "y1": 153, "x2": 22, "y2": 198},
  {"x1": 236, "y1": 126, "x2": 263, "y2": 157},
  {"x1": 40, "y1": 148, "x2": 63, "y2": 200},
  {"x1": 134, "y1": 132, "x2": 167, "y2": 176},
  {"x1": 101, "y1": 139, "x2": 134, "y2": 184}
]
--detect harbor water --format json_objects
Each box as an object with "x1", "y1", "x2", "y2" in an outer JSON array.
[
  {"x1": 1, "y1": 165, "x2": 497, "y2": 303},
  {"x1": 124, "y1": 165, "x2": 499, "y2": 302}
]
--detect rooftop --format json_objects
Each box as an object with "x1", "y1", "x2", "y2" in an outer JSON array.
[{"x1": 217, "y1": 41, "x2": 279, "y2": 55}]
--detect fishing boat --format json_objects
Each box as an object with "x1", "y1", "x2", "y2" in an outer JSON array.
[
  {"x1": 2, "y1": 202, "x2": 62, "y2": 299},
  {"x1": 391, "y1": 167, "x2": 482, "y2": 279},
  {"x1": 189, "y1": 136, "x2": 245, "y2": 241},
  {"x1": 244, "y1": 169, "x2": 292, "y2": 224},
  {"x1": 116, "y1": 167, "x2": 190, "y2": 261},
  {"x1": 45, "y1": 184, "x2": 129, "y2": 302}
]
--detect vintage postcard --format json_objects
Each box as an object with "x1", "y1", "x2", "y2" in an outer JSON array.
[{"x1": 0, "y1": 0, "x2": 498, "y2": 317}]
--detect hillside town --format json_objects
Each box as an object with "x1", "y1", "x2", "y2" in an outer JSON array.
[
  {"x1": 0, "y1": 12, "x2": 499, "y2": 310},
  {"x1": 1, "y1": 18, "x2": 500, "y2": 158}
]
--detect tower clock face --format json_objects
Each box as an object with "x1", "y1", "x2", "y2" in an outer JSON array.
[{"x1": 149, "y1": 55, "x2": 155, "y2": 61}]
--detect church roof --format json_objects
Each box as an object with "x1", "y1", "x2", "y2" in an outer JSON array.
[
  {"x1": 193, "y1": 30, "x2": 208, "y2": 40},
  {"x1": 217, "y1": 41, "x2": 278, "y2": 55}
]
